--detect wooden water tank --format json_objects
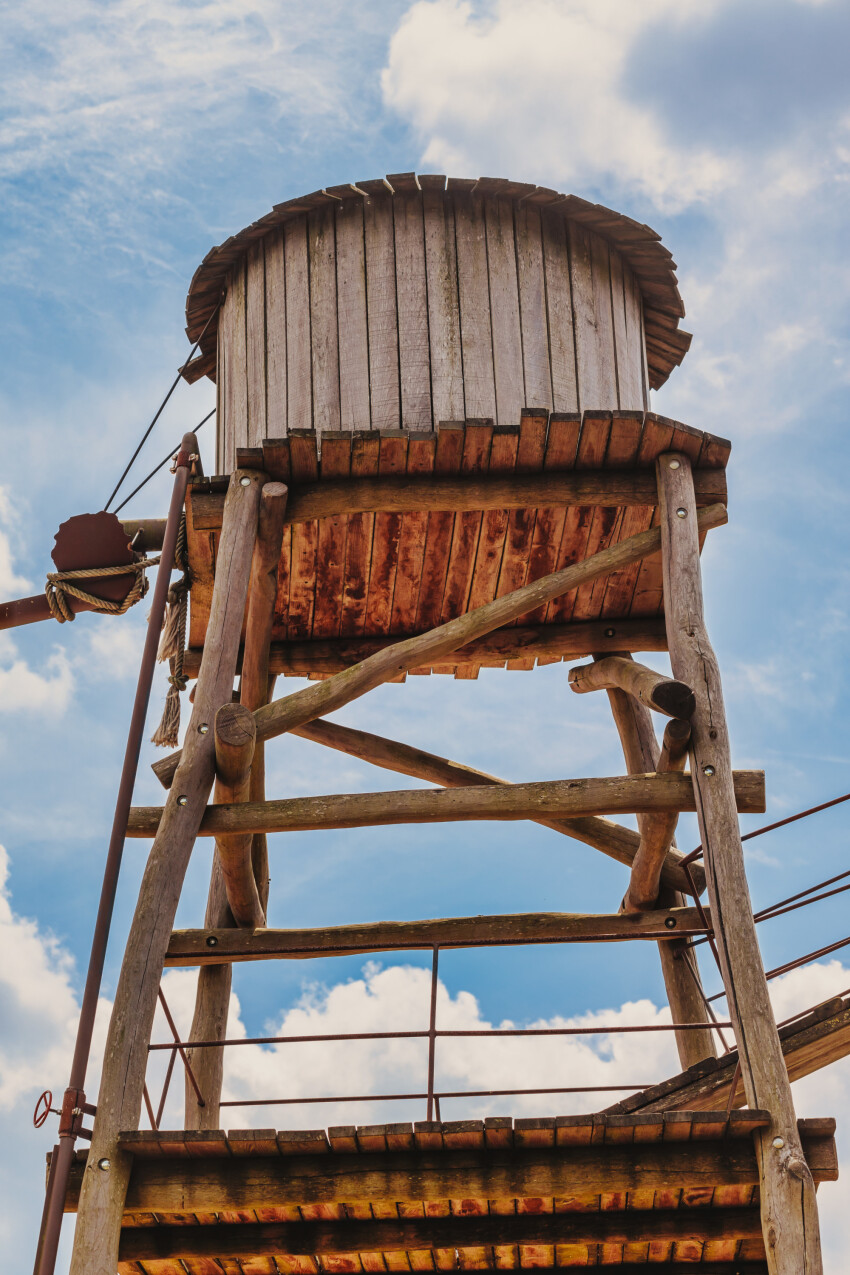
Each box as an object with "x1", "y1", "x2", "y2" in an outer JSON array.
[{"x1": 184, "y1": 175, "x2": 691, "y2": 473}]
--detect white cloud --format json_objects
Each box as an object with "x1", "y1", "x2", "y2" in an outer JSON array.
[
  {"x1": 83, "y1": 613, "x2": 147, "y2": 682},
  {"x1": 0, "y1": 642, "x2": 73, "y2": 714},
  {"x1": 0, "y1": 485, "x2": 31, "y2": 595},
  {"x1": 383, "y1": 0, "x2": 732, "y2": 210}
]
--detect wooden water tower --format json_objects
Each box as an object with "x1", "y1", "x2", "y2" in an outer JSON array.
[{"x1": 56, "y1": 175, "x2": 837, "y2": 1274}]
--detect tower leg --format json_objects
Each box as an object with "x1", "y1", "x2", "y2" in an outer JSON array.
[
  {"x1": 600, "y1": 676, "x2": 717, "y2": 1069},
  {"x1": 185, "y1": 482, "x2": 286, "y2": 1128},
  {"x1": 69, "y1": 469, "x2": 265, "y2": 1275},
  {"x1": 657, "y1": 452, "x2": 822, "y2": 1274}
]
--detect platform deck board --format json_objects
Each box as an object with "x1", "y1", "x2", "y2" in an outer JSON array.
[
  {"x1": 58, "y1": 1112, "x2": 834, "y2": 1273},
  {"x1": 185, "y1": 411, "x2": 729, "y2": 677}
]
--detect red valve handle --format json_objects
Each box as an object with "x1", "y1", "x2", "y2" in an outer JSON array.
[{"x1": 33, "y1": 1090, "x2": 55, "y2": 1129}]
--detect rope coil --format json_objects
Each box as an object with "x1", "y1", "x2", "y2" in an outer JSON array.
[
  {"x1": 151, "y1": 515, "x2": 191, "y2": 749},
  {"x1": 45, "y1": 558, "x2": 160, "y2": 624}
]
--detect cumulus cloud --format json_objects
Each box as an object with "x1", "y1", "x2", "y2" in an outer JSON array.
[{"x1": 383, "y1": 0, "x2": 732, "y2": 210}]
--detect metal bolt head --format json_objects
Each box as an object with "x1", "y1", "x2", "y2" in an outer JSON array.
[
  {"x1": 198, "y1": 723, "x2": 209, "y2": 735},
  {"x1": 98, "y1": 1157, "x2": 111, "y2": 1172},
  {"x1": 668, "y1": 459, "x2": 680, "y2": 469},
  {"x1": 703, "y1": 765, "x2": 715, "y2": 777},
  {"x1": 676, "y1": 507, "x2": 687, "y2": 518},
  {"x1": 664, "y1": 916, "x2": 677, "y2": 930},
  {"x1": 604, "y1": 628, "x2": 615, "y2": 638},
  {"x1": 240, "y1": 476, "x2": 251, "y2": 487},
  {"x1": 206, "y1": 934, "x2": 219, "y2": 947},
  {"x1": 176, "y1": 794, "x2": 188, "y2": 807},
  {"x1": 773, "y1": 1136, "x2": 785, "y2": 1149}
]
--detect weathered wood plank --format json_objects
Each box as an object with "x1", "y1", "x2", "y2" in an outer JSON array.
[
  {"x1": 312, "y1": 436, "x2": 350, "y2": 639},
  {"x1": 363, "y1": 190, "x2": 401, "y2": 430},
  {"x1": 424, "y1": 191, "x2": 464, "y2": 423},
  {"x1": 540, "y1": 211, "x2": 578, "y2": 412},
  {"x1": 284, "y1": 216, "x2": 312, "y2": 430},
  {"x1": 184, "y1": 467, "x2": 728, "y2": 532},
  {"x1": 467, "y1": 428, "x2": 519, "y2": 613},
  {"x1": 415, "y1": 425, "x2": 465, "y2": 632},
  {"x1": 454, "y1": 194, "x2": 496, "y2": 419},
  {"x1": 441, "y1": 422, "x2": 493, "y2": 621},
  {"x1": 118, "y1": 1209, "x2": 767, "y2": 1263},
  {"x1": 366, "y1": 434, "x2": 408, "y2": 635},
  {"x1": 131, "y1": 770, "x2": 764, "y2": 838},
  {"x1": 246, "y1": 240, "x2": 267, "y2": 446},
  {"x1": 658, "y1": 451, "x2": 824, "y2": 1275},
  {"x1": 485, "y1": 197, "x2": 524, "y2": 426},
  {"x1": 394, "y1": 191, "x2": 432, "y2": 429},
  {"x1": 514, "y1": 202, "x2": 552, "y2": 411},
  {"x1": 264, "y1": 229, "x2": 287, "y2": 437},
  {"x1": 308, "y1": 204, "x2": 341, "y2": 434},
  {"x1": 336, "y1": 199, "x2": 371, "y2": 431},
  {"x1": 67, "y1": 1133, "x2": 837, "y2": 1217},
  {"x1": 340, "y1": 432, "x2": 380, "y2": 636},
  {"x1": 226, "y1": 258, "x2": 249, "y2": 469},
  {"x1": 390, "y1": 434, "x2": 437, "y2": 633}
]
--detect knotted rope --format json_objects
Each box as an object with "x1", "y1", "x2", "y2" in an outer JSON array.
[
  {"x1": 151, "y1": 514, "x2": 191, "y2": 749},
  {"x1": 45, "y1": 558, "x2": 159, "y2": 623}
]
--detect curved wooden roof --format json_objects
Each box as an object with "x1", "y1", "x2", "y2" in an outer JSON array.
[{"x1": 184, "y1": 175, "x2": 691, "y2": 391}]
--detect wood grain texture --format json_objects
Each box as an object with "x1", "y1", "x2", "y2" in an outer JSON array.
[
  {"x1": 246, "y1": 240, "x2": 267, "y2": 446},
  {"x1": 363, "y1": 191, "x2": 401, "y2": 430},
  {"x1": 335, "y1": 199, "x2": 370, "y2": 431},
  {"x1": 514, "y1": 201, "x2": 552, "y2": 410},
  {"x1": 485, "y1": 195, "x2": 524, "y2": 426},
  {"x1": 284, "y1": 215, "x2": 312, "y2": 429},
  {"x1": 264, "y1": 228, "x2": 287, "y2": 437},
  {"x1": 131, "y1": 770, "x2": 764, "y2": 839},
  {"x1": 541, "y1": 210, "x2": 578, "y2": 413},
  {"x1": 308, "y1": 203, "x2": 341, "y2": 434},
  {"x1": 423, "y1": 190, "x2": 464, "y2": 422},
  {"x1": 657, "y1": 452, "x2": 823, "y2": 1275},
  {"x1": 394, "y1": 191, "x2": 432, "y2": 429},
  {"x1": 69, "y1": 472, "x2": 265, "y2": 1275},
  {"x1": 454, "y1": 194, "x2": 497, "y2": 420}
]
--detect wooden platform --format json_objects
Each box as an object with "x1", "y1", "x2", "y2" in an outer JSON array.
[
  {"x1": 62, "y1": 1111, "x2": 835, "y2": 1273},
  {"x1": 184, "y1": 410, "x2": 730, "y2": 679}
]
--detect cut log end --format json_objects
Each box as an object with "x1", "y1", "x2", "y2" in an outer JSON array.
[{"x1": 652, "y1": 681, "x2": 696, "y2": 720}]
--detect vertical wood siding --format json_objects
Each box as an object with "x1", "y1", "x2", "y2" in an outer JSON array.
[{"x1": 218, "y1": 191, "x2": 648, "y2": 453}]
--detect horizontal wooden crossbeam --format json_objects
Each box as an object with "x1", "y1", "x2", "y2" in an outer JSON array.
[
  {"x1": 65, "y1": 1131, "x2": 836, "y2": 1218},
  {"x1": 164, "y1": 905, "x2": 709, "y2": 965},
  {"x1": 153, "y1": 502, "x2": 728, "y2": 788},
  {"x1": 181, "y1": 617, "x2": 670, "y2": 679},
  {"x1": 185, "y1": 467, "x2": 728, "y2": 532},
  {"x1": 118, "y1": 1207, "x2": 763, "y2": 1262},
  {"x1": 129, "y1": 770, "x2": 765, "y2": 838}
]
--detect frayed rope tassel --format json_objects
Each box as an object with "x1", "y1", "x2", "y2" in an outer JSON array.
[{"x1": 151, "y1": 516, "x2": 190, "y2": 749}]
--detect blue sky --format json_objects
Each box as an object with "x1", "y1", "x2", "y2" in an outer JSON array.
[{"x1": 3, "y1": 0, "x2": 850, "y2": 1268}]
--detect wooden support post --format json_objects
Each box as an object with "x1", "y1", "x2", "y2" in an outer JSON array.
[
  {"x1": 569, "y1": 655, "x2": 696, "y2": 719},
  {"x1": 154, "y1": 502, "x2": 728, "y2": 788},
  {"x1": 291, "y1": 717, "x2": 702, "y2": 894},
  {"x1": 213, "y1": 703, "x2": 262, "y2": 926},
  {"x1": 599, "y1": 659, "x2": 717, "y2": 1071},
  {"x1": 69, "y1": 469, "x2": 265, "y2": 1275},
  {"x1": 657, "y1": 452, "x2": 823, "y2": 1274},
  {"x1": 185, "y1": 483, "x2": 287, "y2": 1130},
  {"x1": 624, "y1": 718, "x2": 692, "y2": 913}
]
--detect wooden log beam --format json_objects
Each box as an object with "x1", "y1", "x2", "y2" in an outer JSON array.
[
  {"x1": 181, "y1": 618, "x2": 670, "y2": 679},
  {"x1": 625, "y1": 718, "x2": 692, "y2": 914},
  {"x1": 117, "y1": 1207, "x2": 763, "y2": 1263},
  {"x1": 598, "y1": 660, "x2": 716, "y2": 1071},
  {"x1": 153, "y1": 502, "x2": 728, "y2": 787},
  {"x1": 657, "y1": 451, "x2": 823, "y2": 1274},
  {"x1": 185, "y1": 466, "x2": 728, "y2": 532},
  {"x1": 165, "y1": 906, "x2": 709, "y2": 965},
  {"x1": 69, "y1": 469, "x2": 266, "y2": 1275},
  {"x1": 129, "y1": 769, "x2": 765, "y2": 839},
  {"x1": 64, "y1": 1132, "x2": 837, "y2": 1217},
  {"x1": 570, "y1": 655, "x2": 695, "y2": 719},
  {"x1": 616, "y1": 996, "x2": 850, "y2": 1115},
  {"x1": 186, "y1": 483, "x2": 287, "y2": 1129},
  {"x1": 212, "y1": 703, "x2": 263, "y2": 928},
  {"x1": 292, "y1": 717, "x2": 702, "y2": 894}
]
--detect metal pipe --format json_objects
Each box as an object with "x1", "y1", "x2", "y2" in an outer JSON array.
[
  {"x1": 426, "y1": 948, "x2": 439, "y2": 1120},
  {"x1": 33, "y1": 436, "x2": 197, "y2": 1275},
  {"x1": 218, "y1": 1083, "x2": 650, "y2": 1109}
]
